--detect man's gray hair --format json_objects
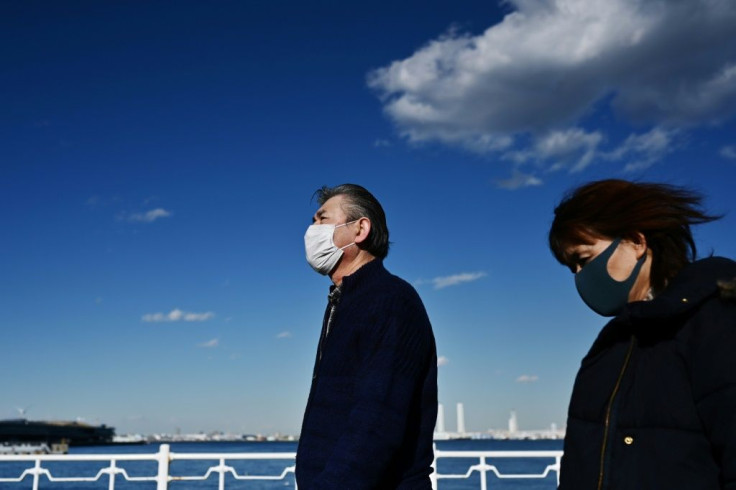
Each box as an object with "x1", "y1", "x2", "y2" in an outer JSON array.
[{"x1": 315, "y1": 184, "x2": 390, "y2": 259}]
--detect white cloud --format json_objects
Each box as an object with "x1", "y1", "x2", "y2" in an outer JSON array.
[
  {"x1": 369, "y1": 0, "x2": 736, "y2": 170},
  {"x1": 142, "y1": 309, "x2": 215, "y2": 323},
  {"x1": 276, "y1": 331, "x2": 292, "y2": 339},
  {"x1": 437, "y1": 356, "x2": 450, "y2": 367},
  {"x1": 516, "y1": 374, "x2": 539, "y2": 383},
  {"x1": 126, "y1": 208, "x2": 172, "y2": 223},
  {"x1": 603, "y1": 127, "x2": 677, "y2": 172},
  {"x1": 432, "y1": 272, "x2": 487, "y2": 290},
  {"x1": 374, "y1": 139, "x2": 393, "y2": 147},
  {"x1": 198, "y1": 338, "x2": 219, "y2": 348},
  {"x1": 496, "y1": 169, "x2": 543, "y2": 190},
  {"x1": 504, "y1": 128, "x2": 604, "y2": 172},
  {"x1": 536, "y1": 129, "x2": 604, "y2": 172},
  {"x1": 721, "y1": 145, "x2": 736, "y2": 160}
]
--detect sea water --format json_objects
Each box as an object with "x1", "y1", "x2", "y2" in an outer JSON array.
[{"x1": 0, "y1": 439, "x2": 563, "y2": 489}]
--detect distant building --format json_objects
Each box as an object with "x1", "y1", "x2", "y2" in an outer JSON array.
[
  {"x1": 433, "y1": 403, "x2": 567, "y2": 441},
  {"x1": 436, "y1": 403, "x2": 445, "y2": 434},
  {"x1": 456, "y1": 403, "x2": 466, "y2": 435},
  {"x1": 508, "y1": 411, "x2": 518, "y2": 435}
]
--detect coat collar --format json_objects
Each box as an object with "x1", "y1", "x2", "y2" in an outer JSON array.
[
  {"x1": 587, "y1": 257, "x2": 736, "y2": 357},
  {"x1": 624, "y1": 256, "x2": 736, "y2": 321}
]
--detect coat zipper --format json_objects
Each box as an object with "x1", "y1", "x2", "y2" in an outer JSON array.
[
  {"x1": 313, "y1": 290, "x2": 341, "y2": 380},
  {"x1": 597, "y1": 336, "x2": 636, "y2": 490},
  {"x1": 318, "y1": 301, "x2": 338, "y2": 363}
]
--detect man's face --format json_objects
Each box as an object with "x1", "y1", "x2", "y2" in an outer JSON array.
[{"x1": 312, "y1": 195, "x2": 355, "y2": 249}]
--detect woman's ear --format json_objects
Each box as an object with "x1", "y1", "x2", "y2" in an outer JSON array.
[{"x1": 632, "y1": 232, "x2": 648, "y2": 259}]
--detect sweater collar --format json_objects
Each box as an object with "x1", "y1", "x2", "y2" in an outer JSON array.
[{"x1": 330, "y1": 258, "x2": 384, "y2": 297}]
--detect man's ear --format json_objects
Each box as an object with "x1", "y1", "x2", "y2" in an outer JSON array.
[{"x1": 354, "y1": 217, "x2": 371, "y2": 245}]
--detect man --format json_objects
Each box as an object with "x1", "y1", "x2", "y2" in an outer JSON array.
[{"x1": 296, "y1": 184, "x2": 438, "y2": 489}]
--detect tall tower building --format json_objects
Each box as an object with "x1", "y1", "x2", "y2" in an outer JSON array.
[
  {"x1": 456, "y1": 403, "x2": 466, "y2": 435},
  {"x1": 509, "y1": 410, "x2": 518, "y2": 435},
  {"x1": 436, "y1": 403, "x2": 446, "y2": 434}
]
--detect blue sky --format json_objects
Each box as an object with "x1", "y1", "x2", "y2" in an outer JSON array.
[{"x1": 2, "y1": 0, "x2": 735, "y2": 436}]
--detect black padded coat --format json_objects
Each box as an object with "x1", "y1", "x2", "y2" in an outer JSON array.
[{"x1": 559, "y1": 257, "x2": 736, "y2": 490}]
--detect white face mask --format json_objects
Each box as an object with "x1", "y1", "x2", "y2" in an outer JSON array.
[{"x1": 304, "y1": 221, "x2": 357, "y2": 275}]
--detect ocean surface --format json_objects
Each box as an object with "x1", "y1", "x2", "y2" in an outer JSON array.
[{"x1": 0, "y1": 439, "x2": 563, "y2": 489}]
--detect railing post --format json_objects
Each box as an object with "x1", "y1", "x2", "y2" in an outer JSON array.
[
  {"x1": 430, "y1": 443, "x2": 438, "y2": 490},
  {"x1": 219, "y1": 458, "x2": 226, "y2": 490},
  {"x1": 32, "y1": 459, "x2": 41, "y2": 490},
  {"x1": 156, "y1": 444, "x2": 171, "y2": 490},
  {"x1": 108, "y1": 459, "x2": 117, "y2": 490},
  {"x1": 479, "y1": 456, "x2": 487, "y2": 490}
]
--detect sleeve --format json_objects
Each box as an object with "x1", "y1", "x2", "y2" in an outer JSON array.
[
  {"x1": 690, "y1": 300, "x2": 736, "y2": 488},
  {"x1": 310, "y1": 298, "x2": 436, "y2": 489}
]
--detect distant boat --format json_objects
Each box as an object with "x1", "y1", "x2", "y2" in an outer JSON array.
[{"x1": 0, "y1": 419, "x2": 114, "y2": 446}]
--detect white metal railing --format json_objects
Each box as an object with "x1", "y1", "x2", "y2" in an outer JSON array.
[
  {"x1": 0, "y1": 443, "x2": 563, "y2": 489},
  {"x1": 431, "y1": 448, "x2": 562, "y2": 489}
]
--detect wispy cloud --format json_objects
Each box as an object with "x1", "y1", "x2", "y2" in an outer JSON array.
[
  {"x1": 142, "y1": 309, "x2": 215, "y2": 323},
  {"x1": 516, "y1": 374, "x2": 539, "y2": 383},
  {"x1": 496, "y1": 169, "x2": 543, "y2": 190},
  {"x1": 123, "y1": 208, "x2": 172, "y2": 223},
  {"x1": 430, "y1": 272, "x2": 487, "y2": 290},
  {"x1": 198, "y1": 338, "x2": 219, "y2": 348},
  {"x1": 721, "y1": 145, "x2": 736, "y2": 160},
  {"x1": 276, "y1": 331, "x2": 292, "y2": 339},
  {"x1": 504, "y1": 129, "x2": 604, "y2": 173},
  {"x1": 369, "y1": 0, "x2": 736, "y2": 172},
  {"x1": 374, "y1": 139, "x2": 392, "y2": 147},
  {"x1": 604, "y1": 127, "x2": 677, "y2": 172},
  {"x1": 437, "y1": 356, "x2": 450, "y2": 367}
]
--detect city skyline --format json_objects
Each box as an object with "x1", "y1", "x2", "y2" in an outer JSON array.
[{"x1": 3, "y1": 0, "x2": 736, "y2": 435}]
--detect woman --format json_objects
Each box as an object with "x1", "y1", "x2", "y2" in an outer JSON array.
[{"x1": 548, "y1": 179, "x2": 736, "y2": 489}]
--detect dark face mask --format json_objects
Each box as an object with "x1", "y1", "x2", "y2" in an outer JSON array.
[{"x1": 574, "y1": 238, "x2": 646, "y2": 317}]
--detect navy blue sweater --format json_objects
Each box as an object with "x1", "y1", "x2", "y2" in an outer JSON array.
[{"x1": 296, "y1": 260, "x2": 438, "y2": 489}]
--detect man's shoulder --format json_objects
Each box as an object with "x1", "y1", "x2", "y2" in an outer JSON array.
[
  {"x1": 368, "y1": 265, "x2": 423, "y2": 302},
  {"x1": 342, "y1": 260, "x2": 429, "y2": 315},
  {"x1": 343, "y1": 266, "x2": 435, "y2": 346}
]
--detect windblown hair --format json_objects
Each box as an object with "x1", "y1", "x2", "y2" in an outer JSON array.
[
  {"x1": 549, "y1": 179, "x2": 720, "y2": 293},
  {"x1": 315, "y1": 183, "x2": 390, "y2": 259}
]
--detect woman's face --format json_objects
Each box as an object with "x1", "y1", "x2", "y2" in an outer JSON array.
[{"x1": 564, "y1": 236, "x2": 651, "y2": 302}]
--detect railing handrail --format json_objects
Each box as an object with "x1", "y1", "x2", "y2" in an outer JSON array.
[{"x1": 435, "y1": 449, "x2": 562, "y2": 457}]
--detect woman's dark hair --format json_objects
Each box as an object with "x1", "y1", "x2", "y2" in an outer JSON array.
[
  {"x1": 315, "y1": 183, "x2": 390, "y2": 259},
  {"x1": 549, "y1": 179, "x2": 720, "y2": 293}
]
